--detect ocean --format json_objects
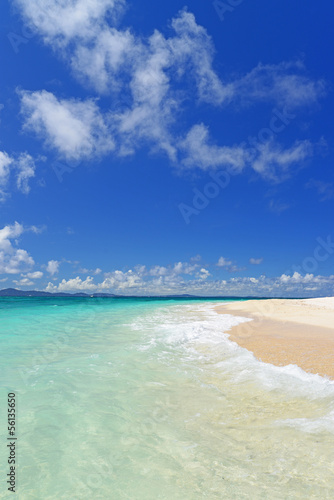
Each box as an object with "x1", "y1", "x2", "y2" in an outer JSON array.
[{"x1": 1, "y1": 297, "x2": 334, "y2": 499}]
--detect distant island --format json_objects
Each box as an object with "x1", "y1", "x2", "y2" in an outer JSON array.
[
  {"x1": 0, "y1": 288, "x2": 273, "y2": 299},
  {"x1": 0, "y1": 288, "x2": 202, "y2": 298}
]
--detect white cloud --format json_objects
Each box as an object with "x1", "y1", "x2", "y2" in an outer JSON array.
[
  {"x1": 46, "y1": 276, "x2": 97, "y2": 292},
  {"x1": 0, "y1": 151, "x2": 37, "y2": 200},
  {"x1": 14, "y1": 0, "x2": 124, "y2": 45},
  {"x1": 249, "y1": 258, "x2": 263, "y2": 265},
  {"x1": 79, "y1": 267, "x2": 102, "y2": 275},
  {"x1": 234, "y1": 61, "x2": 326, "y2": 109},
  {"x1": 30, "y1": 225, "x2": 46, "y2": 234},
  {"x1": 101, "y1": 269, "x2": 144, "y2": 290},
  {"x1": 180, "y1": 124, "x2": 249, "y2": 171},
  {"x1": 149, "y1": 266, "x2": 168, "y2": 277},
  {"x1": 0, "y1": 151, "x2": 13, "y2": 201},
  {"x1": 25, "y1": 271, "x2": 43, "y2": 279},
  {"x1": 44, "y1": 267, "x2": 334, "y2": 298},
  {"x1": 0, "y1": 222, "x2": 35, "y2": 274},
  {"x1": 279, "y1": 272, "x2": 315, "y2": 284},
  {"x1": 197, "y1": 268, "x2": 210, "y2": 280},
  {"x1": 168, "y1": 11, "x2": 234, "y2": 106},
  {"x1": 172, "y1": 261, "x2": 198, "y2": 275},
  {"x1": 47, "y1": 260, "x2": 59, "y2": 275},
  {"x1": 179, "y1": 128, "x2": 314, "y2": 181},
  {"x1": 217, "y1": 256, "x2": 245, "y2": 273},
  {"x1": 0, "y1": 222, "x2": 22, "y2": 248},
  {"x1": 16, "y1": 153, "x2": 36, "y2": 194},
  {"x1": 15, "y1": 2, "x2": 325, "y2": 180},
  {"x1": 72, "y1": 28, "x2": 135, "y2": 94},
  {"x1": 252, "y1": 140, "x2": 312, "y2": 181},
  {"x1": 13, "y1": 277, "x2": 34, "y2": 287},
  {"x1": 217, "y1": 257, "x2": 232, "y2": 267},
  {"x1": 190, "y1": 254, "x2": 201, "y2": 262},
  {"x1": 20, "y1": 90, "x2": 114, "y2": 161}
]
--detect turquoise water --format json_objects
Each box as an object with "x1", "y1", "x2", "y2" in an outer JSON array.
[{"x1": 1, "y1": 297, "x2": 334, "y2": 499}]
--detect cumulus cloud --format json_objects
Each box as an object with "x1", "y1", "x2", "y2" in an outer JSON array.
[
  {"x1": 45, "y1": 259, "x2": 209, "y2": 293},
  {"x1": 46, "y1": 259, "x2": 59, "y2": 275},
  {"x1": 0, "y1": 222, "x2": 35, "y2": 274},
  {"x1": 197, "y1": 268, "x2": 211, "y2": 280},
  {"x1": 44, "y1": 266, "x2": 334, "y2": 298},
  {"x1": 149, "y1": 266, "x2": 168, "y2": 277},
  {"x1": 15, "y1": 2, "x2": 324, "y2": 177},
  {"x1": 101, "y1": 270, "x2": 144, "y2": 290},
  {"x1": 46, "y1": 276, "x2": 97, "y2": 292}
]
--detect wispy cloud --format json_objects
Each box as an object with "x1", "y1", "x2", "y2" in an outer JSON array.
[
  {"x1": 252, "y1": 140, "x2": 313, "y2": 182},
  {"x1": 13, "y1": 277, "x2": 34, "y2": 287},
  {"x1": 233, "y1": 61, "x2": 326, "y2": 109},
  {"x1": 249, "y1": 258, "x2": 263, "y2": 265},
  {"x1": 16, "y1": 153, "x2": 36, "y2": 194},
  {"x1": 24, "y1": 271, "x2": 43, "y2": 279},
  {"x1": 179, "y1": 124, "x2": 249, "y2": 171},
  {"x1": 305, "y1": 179, "x2": 334, "y2": 201},
  {"x1": 0, "y1": 151, "x2": 13, "y2": 201},
  {"x1": 268, "y1": 199, "x2": 290, "y2": 214},
  {"x1": 217, "y1": 256, "x2": 245, "y2": 273},
  {"x1": 217, "y1": 257, "x2": 233, "y2": 267},
  {"x1": 0, "y1": 150, "x2": 37, "y2": 200}
]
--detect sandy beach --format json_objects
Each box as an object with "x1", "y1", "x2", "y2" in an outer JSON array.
[{"x1": 216, "y1": 298, "x2": 334, "y2": 379}]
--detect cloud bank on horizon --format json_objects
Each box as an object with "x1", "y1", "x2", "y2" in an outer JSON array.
[{"x1": 1, "y1": 220, "x2": 334, "y2": 297}]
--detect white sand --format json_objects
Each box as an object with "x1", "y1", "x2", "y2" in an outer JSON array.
[{"x1": 216, "y1": 298, "x2": 334, "y2": 379}]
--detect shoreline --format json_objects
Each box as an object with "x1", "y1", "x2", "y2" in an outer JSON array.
[{"x1": 215, "y1": 298, "x2": 334, "y2": 379}]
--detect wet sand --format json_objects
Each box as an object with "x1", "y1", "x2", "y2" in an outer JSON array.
[{"x1": 216, "y1": 298, "x2": 334, "y2": 379}]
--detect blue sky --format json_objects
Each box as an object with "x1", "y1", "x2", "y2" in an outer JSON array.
[{"x1": 0, "y1": 0, "x2": 333, "y2": 296}]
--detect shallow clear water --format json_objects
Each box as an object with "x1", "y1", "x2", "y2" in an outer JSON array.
[{"x1": 0, "y1": 297, "x2": 334, "y2": 499}]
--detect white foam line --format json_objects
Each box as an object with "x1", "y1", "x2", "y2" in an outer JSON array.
[{"x1": 129, "y1": 301, "x2": 334, "y2": 399}]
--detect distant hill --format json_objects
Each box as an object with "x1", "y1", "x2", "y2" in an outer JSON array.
[
  {"x1": 0, "y1": 288, "x2": 202, "y2": 298},
  {"x1": 0, "y1": 288, "x2": 275, "y2": 299},
  {"x1": 0, "y1": 288, "x2": 115, "y2": 298},
  {"x1": 0, "y1": 288, "x2": 89, "y2": 297}
]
